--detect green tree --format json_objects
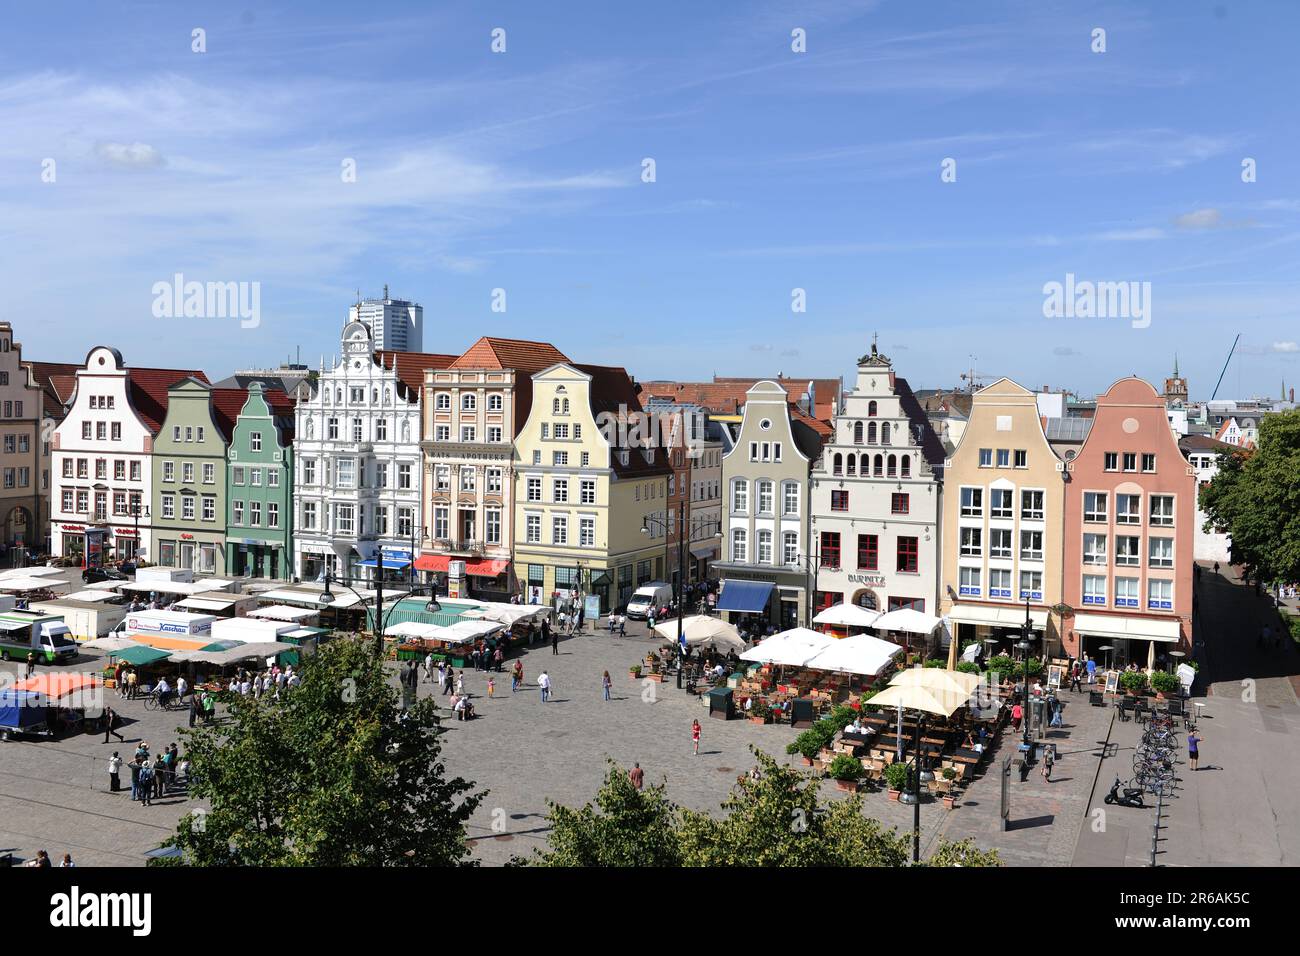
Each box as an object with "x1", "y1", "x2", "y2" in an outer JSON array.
[
  {"x1": 525, "y1": 760, "x2": 682, "y2": 867},
  {"x1": 169, "y1": 636, "x2": 482, "y2": 866},
  {"x1": 1200, "y1": 410, "x2": 1300, "y2": 586},
  {"x1": 922, "y1": 837, "x2": 1003, "y2": 867}
]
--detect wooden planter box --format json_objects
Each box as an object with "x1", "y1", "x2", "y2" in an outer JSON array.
[
  {"x1": 646, "y1": 673, "x2": 665, "y2": 683},
  {"x1": 888, "y1": 789, "x2": 901, "y2": 802}
]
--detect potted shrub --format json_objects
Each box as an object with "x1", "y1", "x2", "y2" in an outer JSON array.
[
  {"x1": 747, "y1": 699, "x2": 771, "y2": 725},
  {"x1": 941, "y1": 768, "x2": 958, "y2": 809},
  {"x1": 955, "y1": 661, "x2": 980, "y2": 674},
  {"x1": 828, "y1": 754, "x2": 863, "y2": 792},
  {"x1": 787, "y1": 729, "x2": 824, "y2": 766},
  {"x1": 884, "y1": 760, "x2": 910, "y2": 801},
  {"x1": 1149, "y1": 671, "x2": 1179, "y2": 698},
  {"x1": 924, "y1": 658, "x2": 946, "y2": 668},
  {"x1": 1118, "y1": 670, "x2": 1148, "y2": 696},
  {"x1": 629, "y1": 663, "x2": 642, "y2": 679}
]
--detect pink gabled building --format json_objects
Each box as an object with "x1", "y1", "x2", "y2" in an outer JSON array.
[{"x1": 1062, "y1": 377, "x2": 1195, "y2": 667}]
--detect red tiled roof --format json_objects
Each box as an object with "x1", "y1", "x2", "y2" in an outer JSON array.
[
  {"x1": 28, "y1": 362, "x2": 82, "y2": 409},
  {"x1": 375, "y1": 350, "x2": 458, "y2": 402},
  {"x1": 711, "y1": 375, "x2": 842, "y2": 421},
  {"x1": 127, "y1": 367, "x2": 211, "y2": 434},
  {"x1": 450, "y1": 337, "x2": 569, "y2": 373},
  {"x1": 641, "y1": 377, "x2": 841, "y2": 424}
]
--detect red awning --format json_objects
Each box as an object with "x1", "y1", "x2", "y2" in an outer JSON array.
[
  {"x1": 465, "y1": 559, "x2": 510, "y2": 578},
  {"x1": 413, "y1": 555, "x2": 509, "y2": 578}
]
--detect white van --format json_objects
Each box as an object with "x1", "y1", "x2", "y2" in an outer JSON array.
[{"x1": 625, "y1": 582, "x2": 673, "y2": 620}]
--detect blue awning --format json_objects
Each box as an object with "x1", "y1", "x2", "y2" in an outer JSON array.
[
  {"x1": 716, "y1": 580, "x2": 774, "y2": 614},
  {"x1": 358, "y1": 557, "x2": 411, "y2": 569}
]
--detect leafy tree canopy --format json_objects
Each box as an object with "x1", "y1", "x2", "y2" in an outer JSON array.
[{"x1": 169, "y1": 636, "x2": 483, "y2": 866}]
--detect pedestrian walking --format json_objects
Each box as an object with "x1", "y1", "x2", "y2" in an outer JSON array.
[
  {"x1": 629, "y1": 763, "x2": 644, "y2": 790},
  {"x1": 1085, "y1": 656, "x2": 1096, "y2": 685},
  {"x1": 188, "y1": 694, "x2": 199, "y2": 728},
  {"x1": 128, "y1": 758, "x2": 141, "y2": 800},
  {"x1": 454, "y1": 672, "x2": 464, "y2": 697},
  {"x1": 1187, "y1": 730, "x2": 1202, "y2": 770},
  {"x1": 108, "y1": 752, "x2": 122, "y2": 793},
  {"x1": 437, "y1": 661, "x2": 447, "y2": 694},
  {"x1": 1011, "y1": 702, "x2": 1023, "y2": 732},
  {"x1": 576, "y1": 605, "x2": 585, "y2": 632},
  {"x1": 103, "y1": 705, "x2": 124, "y2": 743},
  {"x1": 1069, "y1": 664, "x2": 1081, "y2": 693},
  {"x1": 539, "y1": 670, "x2": 551, "y2": 703},
  {"x1": 25, "y1": 651, "x2": 35, "y2": 679},
  {"x1": 1213, "y1": 561, "x2": 1220, "y2": 576},
  {"x1": 153, "y1": 755, "x2": 166, "y2": 799},
  {"x1": 692, "y1": 718, "x2": 701, "y2": 756},
  {"x1": 551, "y1": 628, "x2": 559, "y2": 655},
  {"x1": 602, "y1": 670, "x2": 612, "y2": 701},
  {"x1": 618, "y1": 614, "x2": 626, "y2": 637},
  {"x1": 1040, "y1": 746, "x2": 1055, "y2": 781},
  {"x1": 424, "y1": 652, "x2": 434, "y2": 682},
  {"x1": 493, "y1": 646, "x2": 504, "y2": 672},
  {"x1": 486, "y1": 677, "x2": 495, "y2": 699}
]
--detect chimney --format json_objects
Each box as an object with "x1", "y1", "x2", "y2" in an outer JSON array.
[{"x1": 1042, "y1": 385, "x2": 1049, "y2": 392}]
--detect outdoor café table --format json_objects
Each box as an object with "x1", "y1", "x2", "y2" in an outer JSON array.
[{"x1": 950, "y1": 748, "x2": 982, "y2": 764}]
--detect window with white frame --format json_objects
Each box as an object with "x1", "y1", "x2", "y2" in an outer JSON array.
[
  {"x1": 398, "y1": 464, "x2": 412, "y2": 489},
  {"x1": 1083, "y1": 491, "x2": 1107, "y2": 522},
  {"x1": 989, "y1": 568, "x2": 1012, "y2": 599},
  {"x1": 958, "y1": 566, "x2": 981, "y2": 596},
  {"x1": 1019, "y1": 570, "x2": 1043, "y2": 600},
  {"x1": 580, "y1": 479, "x2": 596, "y2": 504},
  {"x1": 989, "y1": 488, "x2": 1013, "y2": 519},
  {"x1": 782, "y1": 531, "x2": 798, "y2": 565},
  {"x1": 552, "y1": 515, "x2": 568, "y2": 545},
  {"x1": 432, "y1": 507, "x2": 448, "y2": 539},
  {"x1": 202, "y1": 496, "x2": 215, "y2": 521},
  {"x1": 336, "y1": 459, "x2": 356, "y2": 489},
  {"x1": 486, "y1": 468, "x2": 502, "y2": 493},
  {"x1": 488, "y1": 426, "x2": 502, "y2": 443},
  {"x1": 163, "y1": 461, "x2": 176, "y2": 482},
  {"x1": 397, "y1": 507, "x2": 414, "y2": 537},
  {"x1": 435, "y1": 393, "x2": 450, "y2": 410},
  {"x1": 960, "y1": 487, "x2": 982, "y2": 516},
  {"x1": 250, "y1": 432, "x2": 262, "y2": 452},
  {"x1": 1115, "y1": 535, "x2": 1140, "y2": 566},
  {"x1": 1082, "y1": 574, "x2": 1107, "y2": 606},
  {"x1": 1114, "y1": 576, "x2": 1139, "y2": 608},
  {"x1": 1115, "y1": 494, "x2": 1141, "y2": 525},
  {"x1": 462, "y1": 393, "x2": 476, "y2": 411},
  {"x1": 460, "y1": 467, "x2": 476, "y2": 493},
  {"x1": 1082, "y1": 533, "x2": 1107, "y2": 565},
  {"x1": 553, "y1": 478, "x2": 568, "y2": 503},
  {"x1": 1149, "y1": 495, "x2": 1174, "y2": 526},
  {"x1": 959, "y1": 527, "x2": 982, "y2": 556},
  {"x1": 162, "y1": 493, "x2": 175, "y2": 519},
  {"x1": 267, "y1": 502, "x2": 279, "y2": 528},
  {"x1": 553, "y1": 451, "x2": 568, "y2": 466},
  {"x1": 1020, "y1": 489, "x2": 1044, "y2": 520},
  {"x1": 1020, "y1": 530, "x2": 1043, "y2": 561},
  {"x1": 989, "y1": 528, "x2": 1012, "y2": 559},
  {"x1": 203, "y1": 463, "x2": 215, "y2": 484},
  {"x1": 526, "y1": 514, "x2": 541, "y2": 543},
  {"x1": 783, "y1": 481, "x2": 799, "y2": 515},
  {"x1": 335, "y1": 504, "x2": 355, "y2": 535},
  {"x1": 754, "y1": 530, "x2": 772, "y2": 564},
  {"x1": 435, "y1": 425, "x2": 450, "y2": 441},
  {"x1": 249, "y1": 501, "x2": 261, "y2": 526},
  {"x1": 731, "y1": 528, "x2": 748, "y2": 563},
  {"x1": 181, "y1": 495, "x2": 195, "y2": 520},
  {"x1": 1148, "y1": 536, "x2": 1174, "y2": 568},
  {"x1": 757, "y1": 480, "x2": 774, "y2": 514},
  {"x1": 1147, "y1": 578, "x2": 1173, "y2": 610},
  {"x1": 374, "y1": 506, "x2": 389, "y2": 536},
  {"x1": 488, "y1": 393, "x2": 503, "y2": 411},
  {"x1": 731, "y1": 479, "x2": 748, "y2": 514},
  {"x1": 434, "y1": 465, "x2": 449, "y2": 491},
  {"x1": 579, "y1": 517, "x2": 595, "y2": 547},
  {"x1": 300, "y1": 501, "x2": 315, "y2": 529}
]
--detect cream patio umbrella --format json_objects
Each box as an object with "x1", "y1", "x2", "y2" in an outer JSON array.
[
  {"x1": 811, "y1": 602, "x2": 882, "y2": 630},
  {"x1": 652, "y1": 614, "x2": 745, "y2": 653}
]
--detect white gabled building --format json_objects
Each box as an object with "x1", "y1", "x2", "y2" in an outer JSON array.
[
  {"x1": 809, "y1": 343, "x2": 946, "y2": 618},
  {"x1": 50, "y1": 348, "x2": 209, "y2": 565},
  {"x1": 292, "y1": 320, "x2": 454, "y2": 584}
]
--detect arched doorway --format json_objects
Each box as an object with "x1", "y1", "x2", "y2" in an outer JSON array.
[
  {"x1": 852, "y1": 588, "x2": 879, "y2": 611},
  {"x1": 4, "y1": 506, "x2": 31, "y2": 555}
]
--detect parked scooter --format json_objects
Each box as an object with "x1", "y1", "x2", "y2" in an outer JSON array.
[{"x1": 1103, "y1": 776, "x2": 1146, "y2": 808}]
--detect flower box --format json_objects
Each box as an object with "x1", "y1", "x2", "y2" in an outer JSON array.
[{"x1": 835, "y1": 779, "x2": 860, "y2": 793}]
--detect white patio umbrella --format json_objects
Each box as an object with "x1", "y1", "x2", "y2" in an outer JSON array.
[
  {"x1": 804, "y1": 633, "x2": 902, "y2": 676},
  {"x1": 812, "y1": 602, "x2": 881, "y2": 629},
  {"x1": 652, "y1": 615, "x2": 745, "y2": 652},
  {"x1": 872, "y1": 607, "x2": 943, "y2": 634},
  {"x1": 739, "y1": 627, "x2": 834, "y2": 667}
]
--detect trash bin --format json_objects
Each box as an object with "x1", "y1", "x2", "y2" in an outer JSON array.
[{"x1": 707, "y1": 687, "x2": 734, "y2": 720}]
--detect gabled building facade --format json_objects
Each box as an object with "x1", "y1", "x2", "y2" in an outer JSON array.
[
  {"x1": 512, "y1": 362, "x2": 672, "y2": 612},
  {"x1": 940, "y1": 378, "x2": 1065, "y2": 653},
  {"x1": 417, "y1": 337, "x2": 570, "y2": 600},
  {"x1": 0, "y1": 323, "x2": 53, "y2": 557},
  {"x1": 1062, "y1": 378, "x2": 1195, "y2": 664},
  {"x1": 810, "y1": 344, "x2": 946, "y2": 618},
  {"x1": 715, "y1": 380, "x2": 826, "y2": 630},
  {"x1": 226, "y1": 383, "x2": 296, "y2": 579},
  {"x1": 50, "y1": 348, "x2": 209, "y2": 565},
  {"x1": 292, "y1": 321, "x2": 452, "y2": 583},
  {"x1": 150, "y1": 379, "x2": 236, "y2": 573}
]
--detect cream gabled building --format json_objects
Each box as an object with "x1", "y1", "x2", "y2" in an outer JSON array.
[
  {"x1": 417, "y1": 337, "x2": 570, "y2": 601},
  {"x1": 0, "y1": 323, "x2": 52, "y2": 557},
  {"x1": 512, "y1": 362, "x2": 673, "y2": 612},
  {"x1": 940, "y1": 378, "x2": 1066, "y2": 653},
  {"x1": 810, "y1": 344, "x2": 946, "y2": 618}
]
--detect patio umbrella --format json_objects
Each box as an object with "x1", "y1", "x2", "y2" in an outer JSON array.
[
  {"x1": 872, "y1": 607, "x2": 943, "y2": 634},
  {"x1": 812, "y1": 602, "x2": 881, "y2": 629},
  {"x1": 739, "y1": 627, "x2": 834, "y2": 667},
  {"x1": 652, "y1": 615, "x2": 745, "y2": 652},
  {"x1": 803, "y1": 633, "x2": 902, "y2": 676},
  {"x1": 945, "y1": 620, "x2": 958, "y2": 671}
]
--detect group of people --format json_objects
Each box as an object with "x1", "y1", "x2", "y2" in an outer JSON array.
[
  {"x1": 21, "y1": 850, "x2": 74, "y2": 867},
  {"x1": 108, "y1": 740, "x2": 188, "y2": 806}
]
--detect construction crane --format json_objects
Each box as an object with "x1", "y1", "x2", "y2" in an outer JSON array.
[
  {"x1": 1210, "y1": 334, "x2": 1240, "y2": 401},
  {"x1": 959, "y1": 355, "x2": 1000, "y2": 392}
]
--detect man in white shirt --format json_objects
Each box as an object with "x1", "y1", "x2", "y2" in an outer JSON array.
[
  {"x1": 176, "y1": 675, "x2": 189, "y2": 700},
  {"x1": 538, "y1": 670, "x2": 552, "y2": 703}
]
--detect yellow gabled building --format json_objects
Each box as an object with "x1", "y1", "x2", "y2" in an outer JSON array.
[{"x1": 513, "y1": 362, "x2": 673, "y2": 613}]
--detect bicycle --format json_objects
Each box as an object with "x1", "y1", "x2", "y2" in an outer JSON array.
[{"x1": 142, "y1": 689, "x2": 180, "y2": 712}]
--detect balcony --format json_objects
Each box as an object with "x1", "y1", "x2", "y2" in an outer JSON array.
[{"x1": 431, "y1": 538, "x2": 485, "y2": 556}]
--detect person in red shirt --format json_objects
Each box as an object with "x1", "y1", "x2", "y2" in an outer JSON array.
[
  {"x1": 1011, "y1": 702, "x2": 1023, "y2": 732},
  {"x1": 692, "y1": 718, "x2": 701, "y2": 756},
  {"x1": 629, "y1": 763, "x2": 644, "y2": 789}
]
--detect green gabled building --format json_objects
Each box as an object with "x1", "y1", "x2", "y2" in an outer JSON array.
[
  {"x1": 225, "y1": 382, "x2": 296, "y2": 579},
  {"x1": 151, "y1": 378, "x2": 234, "y2": 574}
]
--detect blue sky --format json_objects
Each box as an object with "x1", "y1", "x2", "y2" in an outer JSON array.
[{"x1": 1, "y1": 0, "x2": 1298, "y2": 399}]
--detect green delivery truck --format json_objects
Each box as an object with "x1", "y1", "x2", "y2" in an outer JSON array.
[{"x1": 0, "y1": 609, "x2": 79, "y2": 664}]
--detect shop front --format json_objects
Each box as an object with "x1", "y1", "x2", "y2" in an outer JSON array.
[
  {"x1": 947, "y1": 602, "x2": 1051, "y2": 657},
  {"x1": 1070, "y1": 612, "x2": 1184, "y2": 672},
  {"x1": 415, "y1": 553, "x2": 512, "y2": 603},
  {"x1": 230, "y1": 539, "x2": 285, "y2": 579},
  {"x1": 716, "y1": 572, "x2": 806, "y2": 635}
]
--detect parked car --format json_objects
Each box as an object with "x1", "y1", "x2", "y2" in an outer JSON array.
[{"x1": 82, "y1": 566, "x2": 126, "y2": 584}]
